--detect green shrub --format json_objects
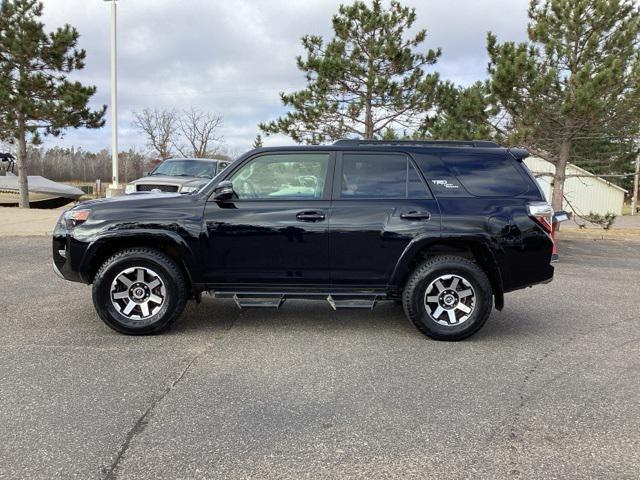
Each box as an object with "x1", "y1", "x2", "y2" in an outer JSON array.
[{"x1": 583, "y1": 212, "x2": 617, "y2": 230}]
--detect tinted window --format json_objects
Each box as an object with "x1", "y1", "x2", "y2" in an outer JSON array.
[
  {"x1": 441, "y1": 154, "x2": 530, "y2": 197},
  {"x1": 407, "y1": 162, "x2": 429, "y2": 198},
  {"x1": 230, "y1": 153, "x2": 329, "y2": 200},
  {"x1": 340, "y1": 154, "x2": 429, "y2": 199}
]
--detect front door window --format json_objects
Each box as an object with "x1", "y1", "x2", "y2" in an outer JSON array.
[{"x1": 230, "y1": 153, "x2": 330, "y2": 200}]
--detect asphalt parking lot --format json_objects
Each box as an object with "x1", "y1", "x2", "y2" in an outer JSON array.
[{"x1": 1, "y1": 236, "x2": 638, "y2": 479}]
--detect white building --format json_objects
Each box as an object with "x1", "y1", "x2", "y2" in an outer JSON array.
[{"x1": 524, "y1": 157, "x2": 627, "y2": 216}]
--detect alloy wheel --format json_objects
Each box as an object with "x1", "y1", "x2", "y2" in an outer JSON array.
[
  {"x1": 109, "y1": 267, "x2": 166, "y2": 320},
  {"x1": 424, "y1": 274, "x2": 476, "y2": 326}
]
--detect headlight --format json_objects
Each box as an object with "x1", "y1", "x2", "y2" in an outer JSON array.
[
  {"x1": 125, "y1": 184, "x2": 136, "y2": 194},
  {"x1": 180, "y1": 185, "x2": 199, "y2": 193},
  {"x1": 61, "y1": 209, "x2": 91, "y2": 229}
]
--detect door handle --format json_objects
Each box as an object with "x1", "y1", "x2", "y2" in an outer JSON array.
[
  {"x1": 296, "y1": 211, "x2": 326, "y2": 222},
  {"x1": 400, "y1": 211, "x2": 431, "y2": 221}
]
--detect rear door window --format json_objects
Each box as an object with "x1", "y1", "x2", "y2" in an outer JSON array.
[
  {"x1": 340, "y1": 153, "x2": 430, "y2": 199},
  {"x1": 440, "y1": 154, "x2": 530, "y2": 197}
]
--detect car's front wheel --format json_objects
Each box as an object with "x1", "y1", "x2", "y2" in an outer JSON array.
[
  {"x1": 92, "y1": 248, "x2": 188, "y2": 335},
  {"x1": 402, "y1": 256, "x2": 493, "y2": 341}
]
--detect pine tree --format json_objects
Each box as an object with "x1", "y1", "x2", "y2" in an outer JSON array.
[
  {"x1": 0, "y1": 0, "x2": 105, "y2": 207},
  {"x1": 487, "y1": 0, "x2": 640, "y2": 210},
  {"x1": 260, "y1": 0, "x2": 440, "y2": 144},
  {"x1": 570, "y1": 137, "x2": 637, "y2": 191},
  {"x1": 252, "y1": 133, "x2": 263, "y2": 149},
  {"x1": 423, "y1": 81, "x2": 495, "y2": 141}
]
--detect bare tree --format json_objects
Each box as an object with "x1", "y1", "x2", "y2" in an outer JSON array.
[
  {"x1": 133, "y1": 108, "x2": 178, "y2": 160},
  {"x1": 175, "y1": 108, "x2": 223, "y2": 158}
]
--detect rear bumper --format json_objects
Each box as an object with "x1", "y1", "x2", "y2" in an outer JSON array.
[
  {"x1": 500, "y1": 221, "x2": 555, "y2": 292},
  {"x1": 503, "y1": 263, "x2": 554, "y2": 293}
]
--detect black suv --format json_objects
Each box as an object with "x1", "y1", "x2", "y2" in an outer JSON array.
[{"x1": 53, "y1": 140, "x2": 555, "y2": 340}]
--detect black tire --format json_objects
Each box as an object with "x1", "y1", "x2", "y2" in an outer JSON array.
[
  {"x1": 402, "y1": 255, "x2": 492, "y2": 341},
  {"x1": 91, "y1": 248, "x2": 188, "y2": 335}
]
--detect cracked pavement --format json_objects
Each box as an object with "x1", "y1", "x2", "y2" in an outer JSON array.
[{"x1": 0, "y1": 236, "x2": 639, "y2": 479}]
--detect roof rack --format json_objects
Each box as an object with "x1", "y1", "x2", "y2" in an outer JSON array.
[{"x1": 332, "y1": 139, "x2": 501, "y2": 148}]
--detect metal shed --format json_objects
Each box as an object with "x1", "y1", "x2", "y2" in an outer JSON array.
[{"x1": 524, "y1": 157, "x2": 627, "y2": 216}]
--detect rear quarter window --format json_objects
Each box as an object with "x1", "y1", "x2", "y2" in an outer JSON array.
[{"x1": 440, "y1": 154, "x2": 530, "y2": 197}]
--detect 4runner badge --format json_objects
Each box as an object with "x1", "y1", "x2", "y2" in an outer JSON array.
[{"x1": 431, "y1": 179, "x2": 459, "y2": 189}]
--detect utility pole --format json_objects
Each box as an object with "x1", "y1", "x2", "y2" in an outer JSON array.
[
  {"x1": 105, "y1": 0, "x2": 122, "y2": 197},
  {"x1": 632, "y1": 147, "x2": 639, "y2": 216}
]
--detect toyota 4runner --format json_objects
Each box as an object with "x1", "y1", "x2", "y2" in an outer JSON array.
[{"x1": 53, "y1": 140, "x2": 555, "y2": 341}]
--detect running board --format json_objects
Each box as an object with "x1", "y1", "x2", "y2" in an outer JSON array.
[
  {"x1": 233, "y1": 294, "x2": 286, "y2": 309},
  {"x1": 326, "y1": 295, "x2": 379, "y2": 310},
  {"x1": 210, "y1": 291, "x2": 384, "y2": 311}
]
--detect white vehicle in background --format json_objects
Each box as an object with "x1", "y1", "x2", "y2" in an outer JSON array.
[{"x1": 125, "y1": 158, "x2": 231, "y2": 194}]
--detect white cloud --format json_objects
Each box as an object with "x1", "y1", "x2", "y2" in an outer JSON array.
[{"x1": 39, "y1": 0, "x2": 529, "y2": 154}]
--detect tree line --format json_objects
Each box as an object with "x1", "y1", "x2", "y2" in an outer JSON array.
[
  {"x1": 0, "y1": 143, "x2": 233, "y2": 183},
  {"x1": 20, "y1": 146, "x2": 146, "y2": 184}
]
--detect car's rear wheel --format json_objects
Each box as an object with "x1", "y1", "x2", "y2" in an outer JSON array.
[
  {"x1": 402, "y1": 256, "x2": 492, "y2": 341},
  {"x1": 92, "y1": 248, "x2": 187, "y2": 335}
]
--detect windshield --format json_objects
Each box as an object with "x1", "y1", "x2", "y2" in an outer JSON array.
[{"x1": 149, "y1": 160, "x2": 216, "y2": 179}]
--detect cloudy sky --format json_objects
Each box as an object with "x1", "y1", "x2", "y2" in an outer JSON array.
[{"x1": 40, "y1": 0, "x2": 530, "y2": 156}]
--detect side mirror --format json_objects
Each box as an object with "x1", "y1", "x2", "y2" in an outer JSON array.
[
  {"x1": 553, "y1": 210, "x2": 571, "y2": 223},
  {"x1": 213, "y1": 180, "x2": 234, "y2": 201}
]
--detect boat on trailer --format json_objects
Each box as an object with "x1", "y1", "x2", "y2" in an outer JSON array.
[{"x1": 0, "y1": 173, "x2": 84, "y2": 208}]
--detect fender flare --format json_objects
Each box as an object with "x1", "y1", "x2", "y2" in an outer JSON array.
[
  {"x1": 79, "y1": 229, "x2": 199, "y2": 285},
  {"x1": 388, "y1": 234, "x2": 505, "y2": 309}
]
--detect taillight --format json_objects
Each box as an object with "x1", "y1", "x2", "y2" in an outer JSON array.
[{"x1": 527, "y1": 201, "x2": 553, "y2": 234}]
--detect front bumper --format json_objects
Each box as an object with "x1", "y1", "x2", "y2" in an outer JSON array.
[
  {"x1": 52, "y1": 259, "x2": 65, "y2": 279},
  {"x1": 52, "y1": 225, "x2": 87, "y2": 284}
]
